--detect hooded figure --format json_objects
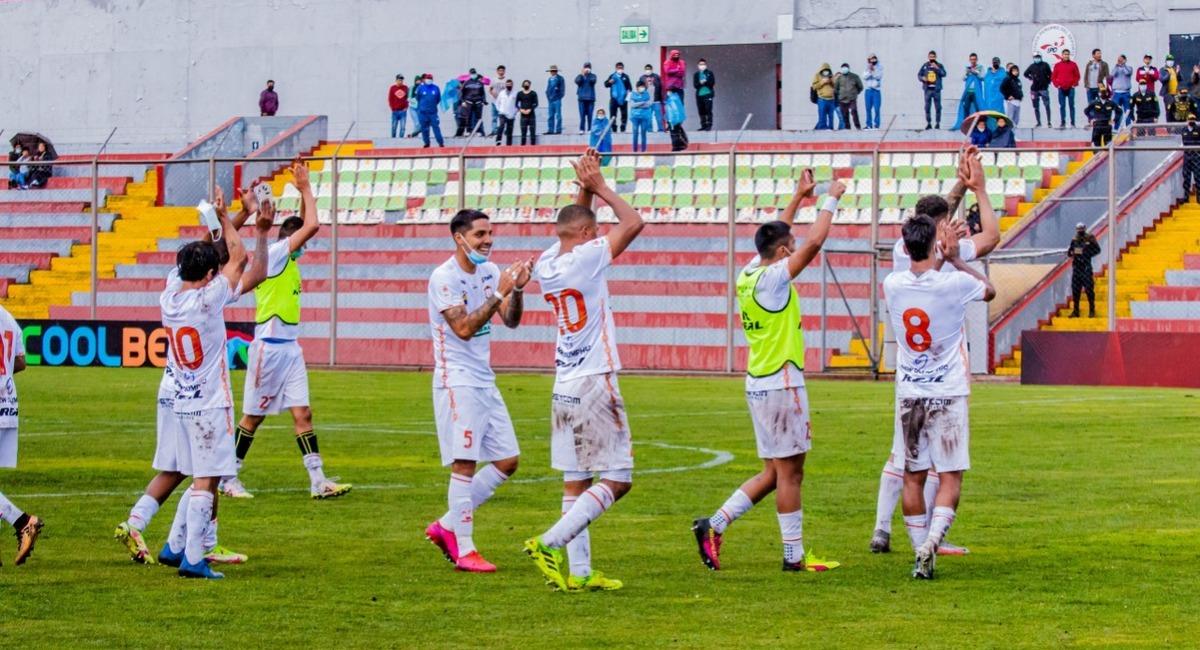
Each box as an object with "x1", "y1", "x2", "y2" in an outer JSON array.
[
  {"x1": 589, "y1": 111, "x2": 613, "y2": 164},
  {"x1": 951, "y1": 64, "x2": 985, "y2": 130},
  {"x1": 990, "y1": 116, "x2": 1016, "y2": 148},
  {"x1": 663, "y1": 49, "x2": 687, "y2": 94},
  {"x1": 982, "y1": 57, "x2": 1007, "y2": 113}
]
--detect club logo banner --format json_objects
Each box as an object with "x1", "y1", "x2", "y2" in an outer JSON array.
[{"x1": 19, "y1": 320, "x2": 253, "y2": 369}]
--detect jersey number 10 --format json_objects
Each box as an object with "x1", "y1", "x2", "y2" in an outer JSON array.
[
  {"x1": 166, "y1": 326, "x2": 204, "y2": 370},
  {"x1": 544, "y1": 289, "x2": 588, "y2": 334}
]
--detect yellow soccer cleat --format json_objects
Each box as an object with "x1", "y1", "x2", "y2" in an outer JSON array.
[
  {"x1": 566, "y1": 571, "x2": 624, "y2": 592},
  {"x1": 205, "y1": 544, "x2": 248, "y2": 565},
  {"x1": 803, "y1": 551, "x2": 841, "y2": 572},
  {"x1": 114, "y1": 522, "x2": 156, "y2": 565},
  {"x1": 522, "y1": 537, "x2": 568, "y2": 591},
  {"x1": 311, "y1": 480, "x2": 353, "y2": 500}
]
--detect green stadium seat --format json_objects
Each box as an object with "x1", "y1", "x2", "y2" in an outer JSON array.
[
  {"x1": 775, "y1": 194, "x2": 792, "y2": 208},
  {"x1": 350, "y1": 197, "x2": 369, "y2": 210},
  {"x1": 633, "y1": 194, "x2": 652, "y2": 208},
  {"x1": 813, "y1": 166, "x2": 834, "y2": 182},
  {"x1": 713, "y1": 166, "x2": 729, "y2": 179},
  {"x1": 880, "y1": 194, "x2": 900, "y2": 209},
  {"x1": 673, "y1": 194, "x2": 693, "y2": 208},
  {"x1": 735, "y1": 166, "x2": 752, "y2": 179},
  {"x1": 892, "y1": 166, "x2": 915, "y2": 179},
  {"x1": 442, "y1": 195, "x2": 460, "y2": 210},
  {"x1": 317, "y1": 197, "x2": 332, "y2": 210},
  {"x1": 1002, "y1": 165, "x2": 1021, "y2": 179},
  {"x1": 483, "y1": 169, "x2": 501, "y2": 182},
  {"x1": 915, "y1": 166, "x2": 935, "y2": 179},
  {"x1": 899, "y1": 194, "x2": 918, "y2": 209},
  {"x1": 652, "y1": 194, "x2": 671, "y2": 208},
  {"x1": 374, "y1": 171, "x2": 394, "y2": 184},
  {"x1": 879, "y1": 165, "x2": 894, "y2": 178},
  {"x1": 692, "y1": 166, "x2": 713, "y2": 180},
  {"x1": 536, "y1": 194, "x2": 556, "y2": 208},
  {"x1": 464, "y1": 169, "x2": 483, "y2": 182},
  {"x1": 502, "y1": 168, "x2": 520, "y2": 182},
  {"x1": 672, "y1": 166, "x2": 693, "y2": 180},
  {"x1": 411, "y1": 170, "x2": 430, "y2": 183},
  {"x1": 601, "y1": 167, "x2": 616, "y2": 180},
  {"x1": 984, "y1": 167, "x2": 1000, "y2": 179},
  {"x1": 616, "y1": 167, "x2": 635, "y2": 183},
  {"x1": 1022, "y1": 165, "x2": 1043, "y2": 182},
  {"x1": 393, "y1": 169, "x2": 411, "y2": 183},
  {"x1": 356, "y1": 171, "x2": 375, "y2": 184},
  {"x1": 695, "y1": 194, "x2": 716, "y2": 208},
  {"x1": 424, "y1": 196, "x2": 443, "y2": 210},
  {"x1": 735, "y1": 194, "x2": 754, "y2": 209},
  {"x1": 755, "y1": 193, "x2": 774, "y2": 208},
  {"x1": 498, "y1": 195, "x2": 517, "y2": 208},
  {"x1": 540, "y1": 168, "x2": 559, "y2": 181},
  {"x1": 853, "y1": 166, "x2": 872, "y2": 179},
  {"x1": 368, "y1": 197, "x2": 388, "y2": 210},
  {"x1": 654, "y1": 166, "x2": 672, "y2": 179},
  {"x1": 386, "y1": 196, "x2": 404, "y2": 210},
  {"x1": 936, "y1": 165, "x2": 957, "y2": 180},
  {"x1": 517, "y1": 194, "x2": 537, "y2": 208},
  {"x1": 520, "y1": 169, "x2": 539, "y2": 182},
  {"x1": 480, "y1": 195, "x2": 499, "y2": 209},
  {"x1": 428, "y1": 170, "x2": 448, "y2": 185},
  {"x1": 752, "y1": 165, "x2": 772, "y2": 180}
]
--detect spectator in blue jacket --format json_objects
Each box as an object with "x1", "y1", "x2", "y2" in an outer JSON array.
[
  {"x1": 576, "y1": 62, "x2": 598, "y2": 134},
  {"x1": 863, "y1": 55, "x2": 883, "y2": 129},
  {"x1": 629, "y1": 82, "x2": 653, "y2": 152},
  {"x1": 545, "y1": 65, "x2": 565, "y2": 134},
  {"x1": 414, "y1": 74, "x2": 444, "y2": 148}
]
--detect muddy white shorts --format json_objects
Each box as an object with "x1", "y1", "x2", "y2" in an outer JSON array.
[
  {"x1": 0, "y1": 427, "x2": 16, "y2": 468},
  {"x1": 892, "y1": 396, "x2": 970, "y2": 473},
  {"x1": 173, "y1": 407, "x2": 237, "y2": 478},
  {"x1": 433, "y1": 385, "x2": 520, "y2": 467},
  {"x1": 243, "y1": 339, "x2": 310, "y2": 416},
  {"x1": 152, "y1": 395, "x2": 184, "y2": 473},
  {"x1": 746, "y1": 387, "x2": 813, "y2": 459},
  {"x1": 550, "y1": 372, "x2": 633, "y2": 473}
]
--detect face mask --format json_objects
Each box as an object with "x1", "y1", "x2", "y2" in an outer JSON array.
[
  {"x1": 597, "y1": 114, "x2": 606, "y2": 120},
  {"x1": 645, "y1": 69, "x2": 652, "y2": 74},
  {"x1": 1139, "y1": 85, "x2": 1148, "y2": 92},
  {"x1": 1167, "y1": 61, "x2": 1175, "y2": 68},
  {"x1": 616, "y1": 68, "x2": 623, "y2": 73},
  {"x1": 471, "y1": 74, "x2": 479, "y2": 79},
  {"x1": 822, "y1": 70, "x2": 831, "y2": 77},
  {"x1": 840, "y1": 66, "x2": 849, "y2": 74},
  {"x1": 1190, "y1": 121, "x2": 1197, "y2": 128},
  {"x1": 523, "y1": 84, "x2": 530, "y2": 89},
  {"x1": 698, "y1": 65, "x2": 707, "y2": 71},
  {"x1": 636, "y1": 87, "x2": 645, "y2": 93},
  {"x1": 290, "y1": 248, "x2": 305, "y2": 261},
  {"x1": 459, "y1": 236, "x2": 489, "y2": 264},
  {"x1": 1034, "y1": 57, "x2": 1042, "y2": 63}
]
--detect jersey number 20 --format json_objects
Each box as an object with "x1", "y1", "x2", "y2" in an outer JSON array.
[{"x1": 545, "y1": 289, "x2": 588, "y2": 334}]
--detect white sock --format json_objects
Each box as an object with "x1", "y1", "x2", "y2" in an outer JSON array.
[
  {"x1": 562, "y1": 495, "x2": 591, "y2": 578},
  {"x1": 184, "y1": 490, "x2": 214, "y2": 565},
  {"x1": 167, "y1": 488, "x2": 192, "y2": 554},
  {"x1": 470, "y1": 464, "x2": 509, "y2": 509},
  {"x1": 903, "y1": 514, "x2": 928, "y2": 551},
  {"x1": 874, "y1": 461, "x2": 905, "y2": 534},
  {"x1": 777, "y1": 510, "x2": 804, "y2": 563},
  {"x1": 204, "y1": 517, "x2": 219, "y2": 552},
  {"x1": 709, "y1": 489, "x2": 753, "y2": 535},
  {"x1": 127, "y1": 494, "x2": 160, "y2": 532},
  {"x1": 923, "y1": 470, "x2": 940, "y2": 526},
  {"x1": 447, "y1": 473, "x2": 475, "y2": 557},
  {"x1": 0, "y1": 490, "x2": 22, "y2": 525},
  {"x1": 303, "y1": 453, "x2": 327, "y2": 486},
  {"x1": 542, "y1": 483, "x2": 614, "y2": 548},
  {"x1": 925, "y1": 506, "x2": 956, "y2": 550}
]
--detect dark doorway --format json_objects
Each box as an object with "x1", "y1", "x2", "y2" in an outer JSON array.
[
  {"x1": 1169, "y1": 33, "x2": 1200, "y2": 89},
  {"x1": 662, "y1": 43, "x2": 782, "y2": 132}
]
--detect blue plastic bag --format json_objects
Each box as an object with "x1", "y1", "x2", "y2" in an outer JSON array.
[{"x1": 666, "y1": 92, "x2": 686, "y2": 126}]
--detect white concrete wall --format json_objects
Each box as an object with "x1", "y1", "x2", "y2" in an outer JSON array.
[{"x1": 0, "y1": 0, "x2": 1194, "y2": 147}]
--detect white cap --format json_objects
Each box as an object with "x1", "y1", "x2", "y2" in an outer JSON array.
[{"x1": 1075, "y1": 222, "x2": 1086, "y2": 229}]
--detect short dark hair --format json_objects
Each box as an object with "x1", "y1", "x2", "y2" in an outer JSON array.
[
  {"x1": 450, "y1": 209, "x2": 489, "y2": 235},
  {"x1": 176, "y1": 241, "x2": 220, "y2": 282},
  {"x1": 754, "y1": 221, "x2": 792, "y2": 257},
  {"x1": 929, "y1": 50, "x2": 937, "y2": 56},
  {"x1": 212, "y1": 237, "x2": 230, "y2": 267},
  {"x1": 969, "y1": 52, "x2": 977, "y2": 58},
  {"x1": 1062, "y1": 49, "x2": 1071, "y2": 54},
  {"x1": 616, "y1": 61, "x2": 624, "y2": 67},
  {"x1": 1092, "y1": 48, "x2": 1101, "y2": 55},
  {"x1": 278, "y1": 216, "x2": 304, "y2": 240},
  {"x1": 267, "y1": 79, "x2": 274, "y2": 84},
  {"x1": 698, "y1": 58, "x2": 707, "y2": 64},
  {"x1": 902, "y1": 215, "x2": 938, "y2": 262},
  {"x1": 497, "y1": 65, "x2": 506, "y2": 71},
  {"x1": 914, "y1": 194, "x2": 950, "y2": 220},
  {"x1": 840, "y1": 62, "x2": 849, "y2": 67},
  {"x1": 555, "y1": 203, "x2": 596, "y2": 229}
]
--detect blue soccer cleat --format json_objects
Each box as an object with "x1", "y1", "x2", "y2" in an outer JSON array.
[
  {"x1": 178, "y1": 557, "x2": 225, "y2": 580},
  {"x1": 157, "y1": 543, "x2": 184, "y2": 568}
]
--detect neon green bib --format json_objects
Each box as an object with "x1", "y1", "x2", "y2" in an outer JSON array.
[
  {"x1": 736, "y1": 265, "x2": 806, "y2": 377},
  {"x1": 255, "y1": 255, "x2": 302, "y2": 325}
]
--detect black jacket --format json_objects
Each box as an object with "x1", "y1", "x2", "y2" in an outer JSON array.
[
  {"x1": 461, "y1": 77, "x2": 487, "y2": 103},
  {"x1": 516, "y1": 90, "x2": 539, "y2": 111},
  {"x1": 1024, "y1": 61, "x2": 1052, "y2": 92},
  {"x1": 1132, "y1": 91, "x2": 1160, "y2": 122},
  {"x1": 693, "y1": 69, "x2": 716, "y2": 97},
  {"x1": 1069, "y1": 234, "x2": 1101, "y2": 272},
  {"x1": 604, "y1": 72, "x2": 632, "y2": 93},
  {"x1": 1085, "y1": 98, "x2": 1118, "y2": 127},
  {"x1": 1000, "y1": 75, "x2": 1023, "y2": 101},
  {"x1": 1182, "y1": 123, "x2": 1200, "y2": 147}
]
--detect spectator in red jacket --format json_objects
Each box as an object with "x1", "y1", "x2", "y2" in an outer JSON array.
[
  {"x1": 389, "y1": 74, "x2": 410, "y2": 138},
  {"x1": 1135, "y1": 54, "x2": 1159, "y2": 95},
  {"x1": 663, "y1": 49, "x2": 687, "y2": 97},
  {"x1": 1052, "y1": 49, "x2": 1080, "y2": 128},
  {"x1": 259, "y1": 80, "x2": 278, "y2": 116}
]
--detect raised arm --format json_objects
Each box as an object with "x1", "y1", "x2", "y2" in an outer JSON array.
[
  {"x1": 571, "y1": 148, "x2": 644, "y2": 259},
  {"x1": 787, "y1": 180, "x2": 846, "y2": 278},
  {"x1": 229, "y1": 185, "x2": 259, "y2": 230},
  {"x1": 959, "y1": 148, "x2": 999, "y2": 256},
  {"x1": 238, "y1": 200, "x2": 275, "y2": 293},
  {"x1": 500, "y1": 258, "x2": 533, "y2": 329},
  {"x1": 287, "y1": 161, "x2": 319, "y2": 253},
  {"x1": 441, "y1": 265, "x2": 518, "y2": 341},
  {"x1": 779, "y1": 168, "x2": 816, "y2": 226},
  {"x1": 219, "y1": 204, "x2": 248, "y2": 288}
]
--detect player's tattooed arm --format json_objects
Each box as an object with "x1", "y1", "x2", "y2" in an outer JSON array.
[
  {"x1": 780, "y1": 168, "x2": 816, "y2": 226},
  {"x1": 230, "y1": 185, "x2": 258, "y2": 230},
  {"x1": 787, "y1": 180, "x2": 846, "y2": 279},
  {"x1": 500, "y1": 258, "x2": 533, "y2": 328},
  {"x1": 944, "y1": 145, "x2": 974, "y2": 215},
  {"x1": 443, "y1": 265, "x2": 519, "y2": 340},
  {"x1": 944, "y1": 229, "x2": 997, "y2": 301},
  {"x1": 957, "y1": 146, "x2": 1000, "y2": 256}
]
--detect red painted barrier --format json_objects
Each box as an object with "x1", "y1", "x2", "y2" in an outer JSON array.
[{"x1": 1020, "y1": 330, "x2": 1200, "y2": 387}]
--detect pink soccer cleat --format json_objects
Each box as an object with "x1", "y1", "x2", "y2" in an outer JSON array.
[
  {"x1": 425, "y1": 520, "x2": 459, "y2": 564},
  {"x1": 691, "y1": 517, "x2": 723, "y2": 570},
  {"x1": 455, "y1": 550, "x2": 497, "y2": 573}
]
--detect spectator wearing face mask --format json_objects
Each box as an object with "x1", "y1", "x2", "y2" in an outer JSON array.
[
  {"x1": 259, "y1": 80, "x2": 278, "y2": 117},
  {"x1": 833, "y1": 62, "x2": 864, "y2": 130},
  {"x1": 990, "y1": 116, "x2": 1016, "y2": 148},
  {"x1": 983, "y1": 56, "x2": 1007, "y2": 113},
  {"x1": 1024, "y1": 53, "x2": 1052, "y2": 127},
  {"x1": 1131, "y1": 81, "x2": 1160, "y2": 124},
  {"x1": 545, "y1": 65, "x2": 565, "y2": 135},
  {"x1": 589, "y1": 108, "x2": 613, "y2": 161},
  {"x1": 489, "y1": 65, "x2": 508, "y2": 136},
  {"x1": 863, "y1": 55, "x2": 883, "y2": 129},
  {"x1": 663, "y1": 50, "x2": 687, "y2": 96},
  {"x1": 1136, "y1": 54, "x2": 1160, "y2": 96},
  {"x1": 604, "y1": 62, "x2": 633, "y2": 133},
  {"x1": 1110, "y1": 55, "x2": 1134, "y2": 127},
  {"x1": 1170, "y1": 88, "x2": 1198, "y2": 123},
  {"x1": 970, "y1": 119, "x2": 992, "y2": 147},
  {"x1": 516, "y1": 80, "x2": 539, "y2": 145},
  {"x1": 812, "y1": 63, "x2": 837, "y2": 130},
  {"x1": 1083, "y1": 49, "x2": 1110, "y2": 104},
  {"x1": 1160, "y1": 55, "x2": 1182, "y2": 119},
  {"x1": 639, "y1": 64, "x2": 667, "y2": 133},
  {"x1": 494, "y1": 79, "x2": 518, "y2": 146},
  {"x1": 1000, "y1": 63, "x2": 1024, "y2": 126},
  {"x1": 629, "y1": 82, "x2": 653, "y2": 152},
  {"x1": 457, "y1": 68, "x2": 490, "y2": 137},
  {"x1": 575, "y1": 62, "x2": 597, "y2": 134},
  {"x1": 1085, "y1": 85, "x2": 1118, "y2": 147},
  {"x1": 1052, "y1": 49, "x2": 1081, "y2": 128},
  {"x1": 693, "y1": 58, "x2": 716, "y2": 131},
  {"x1": 918, "y1": 50, "x2": 947, "y2": 130},
  {"x1": 414, "y1": 74, "x2": 445, "y2": 148},
  {"x1": 1182, "y1": 114, "x2": 1200, "y2": 203}
]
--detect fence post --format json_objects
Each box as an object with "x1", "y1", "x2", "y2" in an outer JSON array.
[
  {"x1": 869, "y1": 148, "x2": 881, "y2": 377},
  {"x1": 724, "y1": 148, "x2": 737, "y2": 373},
  {"x1": 89, "y1": 128, "x2": 116, "y2": 320},
  {"x1": 1106, "y1": 138, "x2": 1117, "y2": 332},
  {"x1": 329, "y1": 154, "x2": 339, "y2": 367},
  {"x1": 819, "y1": 256, "x2": 827, "y2": 371}
]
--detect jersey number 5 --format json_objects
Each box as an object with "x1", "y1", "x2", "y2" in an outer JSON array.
[
  {"x1": 544, "y1": 289, "x2": 588, "y2": 334},
  {"x1": 902, "y1": 308, "x2": 932, "y2": 352},
  {"x1": 166, "y1": 326, "x2": 204, "y2": 370}
]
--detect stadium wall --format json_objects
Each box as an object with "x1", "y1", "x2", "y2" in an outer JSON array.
[{"x1": 0, "y1": 1, "x2": 1193, "y2": 146}]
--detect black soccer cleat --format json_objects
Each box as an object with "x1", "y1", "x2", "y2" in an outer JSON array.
[
  {"x1": 869, "y1": 529, "x2": 891, "y2": 554},
  {"x1": 691, "y1": 517, "x2": 721, "y2": 571}
]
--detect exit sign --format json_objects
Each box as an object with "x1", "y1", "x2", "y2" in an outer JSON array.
[{"x1": 620, "y1": 25, "x2": 650, "y2": 44}]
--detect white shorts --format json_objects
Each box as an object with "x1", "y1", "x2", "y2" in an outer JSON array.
[
  {"x1": 433, "y1": 385, "x2": 520, "y2": 467},
  {"x1": 152, "y1": 395, "x2": 184, "y2": 473},
  {"x1": 550, "y1": 372, "x2": 633, "y2": 473},
  {"x1": 243, "y1": 340, "x2": 310, "y2": 416},
  {"x1": 173, "y1": 408, "x2": 238, "y2": 478},
  {"x1": 0, "y1": 427, "x2": 16, "y2": 468},
  {"x1": 746, "y1": 387, "x2": 813, "y2": 459},
  {"x1": 892, "y1": 396, "x2": 971, "y2": 473}
]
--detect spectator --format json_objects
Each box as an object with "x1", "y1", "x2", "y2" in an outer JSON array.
[
  {"x1": 629, "y1": 81, "x2": 653, "y2": 152},
  {"x1": 970, "y1": 119, "x2": 992, "y2": 147},
  {"x1": 493, "y1": 79, "x2": 517, "y2": 146},
  {"x1": 1067, "y1": 223, "x2": 1101, "y2": 318},
  {"x1": 833, "y1": 62, "x2": 863, "y2": 130},
  {"x1": 1024, "y1": 53, "x2": 1053, "y2": 127},
  {"x1": 1052, "y1": 49, "x2": 1080, "y2": 128},
  {"x1": 388, "y1": 74, "x2": 409, "y2": 138},
  {"x1": 7, "y1": 143, "x2": 21, "y2": 190},
  {"x1": 663, "y1": 49, "x2": 687, "y2": 95},
  {"x1": 1183, "y1": 114, "x2": 1200, "y2": 202},
  {"x1": 1193, "y1": 64, "x2": 1200, "y2": 91},
  {"x1": 489, "y1": 65, "x2": 508, "y2": 137},
  {"x1": 1160, "y1": 55, "x2": 1182, "y2": 119},
  {"x1": 918, "y1": 50, "x2": 947, "y2": 130},
  {"x1": 952, "y1": 54, "x2": 985, "y2": 130},
  {"x1": 812, "y1": 63, "x2": 836, "y2": 130},
  {"x1": 1084, "y1": 86, "x2": 1118, "y2": 147},
  {"x1": 259, "y1": 80, "x2": 278, "y2": 116},
  {"x1": 983, "y1": 56, "x2": 1006, "y2": 113},
  {"x1": 516, "y1": 80, "x2": 539, "y2": 146},
  {"x1": 589, "y1": 108, "x2": 612, "y2": 161},
  {"x1": 545, "y1": 65, "x2": 564, "y2": 135},
  {"x1": 1132, "y1": 81, "x2": 1160, "y2": 124},
  {"x1": 457, "y1": 68, "x2": 489, "y2": 137},
  {"x1": 863, "y1": 54, "x2": 883, "y2": 129},
  {"x1": 1136, "y1": 54, "x2": 1160, "y2": 96},
  {"x1": 604, "y1": 62, "x2": 632, "y2": 133},
  {"x1": 639, "y1": 64, "x2": 667, "y2": 133},
  {"x1": 414, "y1": 74, "x2": 445, "y2": 148},
  {"x1": 666, "y1": 91, "x2": 689, "y2": 151},
  {"x1": 27, "y1": 141, "x2": 55, "y2": 189},
  {"x1": 1083, "y1": 49, "x2": 1110, "y2": 104},
  {"x1": 965, "y1": 202, "x2": 983, "y2": 235},
  {"x1": 575, "y1": 62, "x2": 597, "y2": 134},
  {"x1": 990, "y1": 116, "x2": 1016, "y2": 148},
  {"x1": 693, "y1": 58, "x2": 716, "y2": 131},
  {"x1": 1170, "y1": 88, "x2": 1198, "y2": 123},
  {"x1": 1001, "y1": 63, "x2": 1024, "y2": 125},
  {"x1": 1110, "y1": 55, "x2": 1134, "y2": 127}
]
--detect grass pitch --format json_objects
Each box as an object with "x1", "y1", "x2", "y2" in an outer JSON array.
[{"x1": 0, "y1": 367, "x2": 1197, "y2": 647}]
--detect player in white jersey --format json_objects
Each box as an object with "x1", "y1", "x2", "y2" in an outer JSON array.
[
  {"x1": 884, "y1": 215, "x2": 995, "y2": 579},
  {"x1": 423, "y1": 209, "x2": 532, "y2": 573},
  {"x1": 523, "y1": 149, "x2": 644, "y2": 593},
  {"x1": 691, "y1": 172, "x2": 844, "y2": 573},
  {"x1": 220, "y1": 163, "x2": 352, "y2": 500},
  {"x1": 0, "y1": 304, "x2": 43, "y2": 568},
  {"x1": 115, "y1": 188, "x2": 271, "y2": 566},
  {"x1": 154, "y1": 195, "x2": 271, "y2": 580},
  {"x1": 869, "y1": 145, "x2": 1000, "y2": 556}
]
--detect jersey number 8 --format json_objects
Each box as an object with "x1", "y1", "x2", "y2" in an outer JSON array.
[
  {"x1": 902, "y1": 308, "x2": 932, "y2": 352},
  {"x1": 544, "y1": 289, "x2": 588, "y2": 334}
]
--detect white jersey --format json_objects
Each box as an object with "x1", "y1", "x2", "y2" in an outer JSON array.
[
  {"x1": 891, "y1": 237, "x2": 977, "y2": 274},
  {"x1": 741, "y1": 256, "x2": 805, "y2": 392},
  {"x1": 255, "y1": 240, "x2": 300, "y2": 341},
  {"x1": 534, "y1": 237, "x2": 621, "y2": 382},
  {"x1": 427, "y1": 257, "x2": 500, "y2": 388},
  {"x1": 0, "y1": 306, "x2": 24, "y2": 429},
  {"x1": 883, "y1": 269, "x2": 986, "y2": 398},
  {"x1": 160, "y1": 273, "x2": 235, "y2": 413}
]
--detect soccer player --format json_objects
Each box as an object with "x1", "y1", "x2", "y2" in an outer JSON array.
[
  {"x1": 115, "y1": 187, "x2": 268, "y2": 565},
  {"x1": 0, "y1": 303, "x2": 42, "y2": 568},
  {"x1": 220, "y1": 163, "x2": 352, "y2": 500},
  {"x1": 691, "y1": 171, "x2": 845, "y2": 572},
  {"x1": 868, "y1": 145, "x2": 999, "y2": 555},
  {"x1": 156, "y1": 195, "x2": 271, "y2": 579},
  {"x1": 523, "y1": 149, "x2": 643, "y2": 592},
  {"x1": 883, "y1": 215, "x2": 995, "y2": 579},
  {"x1": 423, "y1": 209, "x2": 532, "y2": 573}
]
